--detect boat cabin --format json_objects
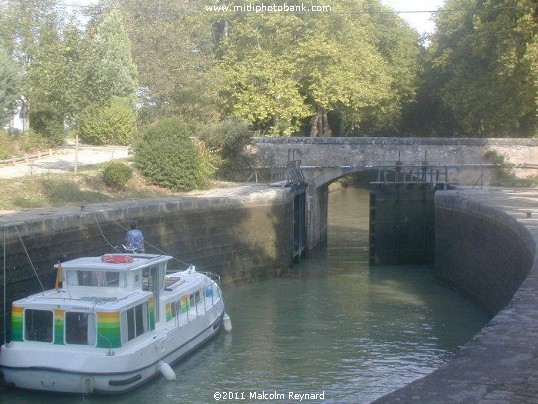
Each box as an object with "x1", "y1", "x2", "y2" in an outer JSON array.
[{"x1": 8, "y1": 254, "x2": 220, "y2": 351}]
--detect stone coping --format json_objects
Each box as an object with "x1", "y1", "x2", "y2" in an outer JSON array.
[
  {"x1": 0, "y1": 184, "x2": 289, "y2": 230},
  {"x1": 254, "y1": 137, "x2": 538, "y2": 147},
  {"x1": 375, "y1": 187, "x2": 538, "y2": 403}
]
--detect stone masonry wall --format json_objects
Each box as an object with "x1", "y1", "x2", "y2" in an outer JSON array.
[
  {"x1": 376, "y1": 188, "x2": 538, "y2": 402},
  {"x1": 254, "y1": 137, "x2": 538, "y2": 184},
  {"x1": 0, "y1": 186, "x2": 295, "y2": 340},
  {"x1": 434, "y1": 191, "x2": 535, "y2": 315}
]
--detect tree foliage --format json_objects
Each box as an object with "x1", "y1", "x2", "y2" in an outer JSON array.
[
  {"x1": 0, "y1": 2, "x2": 138, "y2": 143},
  {"x1": 115, "y1": 0, "x2": 220, "y2": 127},
  {"x1": 83, "y1": 8, "x2": 138, "y2": 106},
  {"x1": 113, "y1": 0, "x2": 422, "y2": 136},
  {"x1": 416, "y1": 0, "x2": 537, "y2": 137},
  {"x1": 78, "y1": 97, "x2": 136, "y2": 145},
  {"x1": 0, "y1": 0, "x2": 58, "y2": 66},
  {"x1": 198, "y1": 116, "x2": 255, "y2": 180},
  {"x1": 1, "y1": 0, "x2": 535, "y2": 144},
  {"x1": 210, "y1": 0, "x2": 422, "y2": 136},
  {"x1": 26, "y1": 14, "x2": 73, "y2": 144},
  {"x1": 0, "y1": 44, "x2": 21, "y2": 124},
  {"x1": 0, "y1": 0, "x2": 60, "y2": 135}
]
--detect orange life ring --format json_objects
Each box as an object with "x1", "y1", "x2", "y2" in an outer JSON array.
[{"x1": 101, "y1": 254, "x2": 134, "y2": 264}]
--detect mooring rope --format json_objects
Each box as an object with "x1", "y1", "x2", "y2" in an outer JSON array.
[
  {"x1": 93, "y1": 213, "x2": 120, "y2": 251},
  {"x1": 109, "y1": 218, "x2": 191, "y2": 269},
  {"x1": 14, "y1": 225, "x2": 45, "y2": 292}
]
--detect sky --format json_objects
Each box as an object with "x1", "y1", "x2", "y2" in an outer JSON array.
[{"x1": 381, "y1": 0, "x2": 446, "y2": 34}]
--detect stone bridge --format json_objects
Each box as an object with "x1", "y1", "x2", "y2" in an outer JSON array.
[
  {"x1": 252, "y1": 137, "x2": 538, "y2": 252},
  {"x1": 254, "y1": 137, "x2": 538, "y2": 186}
]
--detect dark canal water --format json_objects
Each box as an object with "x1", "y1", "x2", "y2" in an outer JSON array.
[{"x1": 1, "y1": 187, "x2": 489, "y2": 403}]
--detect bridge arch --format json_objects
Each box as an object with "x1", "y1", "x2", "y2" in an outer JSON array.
[
  {"x1": 261, "y1": 137, "x2": 537, "y2": 255},
  {"x1": 300, "y1": 166, "x2": 376, "y2": 253},
  {"x1": 300, "y1": 164, "x2": 435, "y2": 256}
]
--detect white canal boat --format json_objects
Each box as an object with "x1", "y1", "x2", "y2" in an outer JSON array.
[{"x1": 0, "y1": 253, "x2": 230, "y2": 394}]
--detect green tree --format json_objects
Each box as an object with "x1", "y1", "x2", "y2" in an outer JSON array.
[
  {"x1": 358, "y1": 0, "x2": 423, "y2": 134},
  {"x1": 114, "y1": 0, "x2": 220, "y2": 127},
  {"x1": 213, "y1": 0, "x2": 420, "y2": 136},
  {"x1": 82, "y1": 7, "x2": 138, "y2": 106},
  {"x1": 0, "y1": 0, "x2": 57, "y2": 65},
  {"x1": 59, "y1": 23, "x2": 88, "y2": 124},
  {"x1": 0, "y1": 44, "x2": 21, "y2": 125},
  {"x1": 67, "y1": 7, "x2": 139, "y2": 144},
  {"x1": 26, "y1": 14, "x2": 69, "y2": 144},
  {"x1": 0, "y1": 0, "x2": 59, "y2": 132},
  {"x1": 219, "y1": 46, "x2": 310, "y2": 135},
  {"x1": 425, "y1": 0, "x2": 537, "y2": 137}
]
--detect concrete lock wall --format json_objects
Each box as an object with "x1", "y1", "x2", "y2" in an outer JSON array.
[
  {"x1": 435, "y1": 192, "x2": 535, "y2": 315},
  {"x1": 0, "y1": 187, "x2": 296, "y2": 341},
  {"x1": 376, "y1": 188, "x2": 538, "y2": 402}
]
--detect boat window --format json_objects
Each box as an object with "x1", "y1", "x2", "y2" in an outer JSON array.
[
  {"x1": 105, "y1": 272, "x2": 120, "y2": 287},
  {"x1": 142, "y1": 265, "x2": 163, "y2": 291},
  {"x1": 67, "y1": 270, "x2": 124, "y2": 287},
  {"x1": 122, "y1": 302, "x2": 149, "y2": 343},
  {"x1": 24, "y1": 309, "x2": 53, "y2": 343},
  {"x1": 65, "y1": 312, "x2": 96, "y2": 345},
  {"x1": 76, "y1": 270, "x2": 98, "y2": 286},
  {"x1": 180, "y1": 296, "x2": 189, "y2": 312},
  {"x1": 171, "y1": 301, "x2": 179, "y2": 318},
  {"x1": 142, "y1": 268, "x2": 152, "y2": 291},
  {"x1": 190, "y1": 291, "x2": 203, "y2": 307},
  {"x1": 134, "y1": 305, "x2": 145, "y2": 336},
  {"x1": 142, "y1": 265, "x2": 161, "y2": 322}
]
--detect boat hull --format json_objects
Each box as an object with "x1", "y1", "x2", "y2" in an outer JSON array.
[{"x1": 1, "y1": 307, "x2": 224, "y2": 394}]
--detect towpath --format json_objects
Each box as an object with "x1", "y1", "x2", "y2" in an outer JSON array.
[{"x1": 0, "y1": 145, "x2": 130, "y2": 178}]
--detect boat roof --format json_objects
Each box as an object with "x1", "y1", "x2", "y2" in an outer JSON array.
[
  {"x1": 60, "y1": 253, "x2": 173, "y2": 272},
  {"x1": 12, "y1": 254, "x2": 213, "y2": 311},
  {"x1": 13, "y1": 289, "x2": 151, "y2": 311}
]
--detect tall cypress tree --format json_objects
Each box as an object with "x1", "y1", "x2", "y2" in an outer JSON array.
[{"x1": 82, "y1": 8, "x2": 138, "y2": 106}]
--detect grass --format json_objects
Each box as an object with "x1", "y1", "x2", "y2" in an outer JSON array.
[{"x1": 0, "y1": 161, "x2": 186, "y2": 211}]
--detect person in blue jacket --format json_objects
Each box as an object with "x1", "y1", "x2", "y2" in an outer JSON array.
[{"x1": 125, "y1": 221, "x2": 145, "y2": 253}]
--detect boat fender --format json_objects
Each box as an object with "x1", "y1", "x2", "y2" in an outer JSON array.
[
  {"x1": 82, "y1": 377, "x2": 94, "y2": 394},
  {"x1": 223, "y1": 313, "x2": 232, "y2": 332},
  {"x1": 158, "y1": 361, "x2": 176, "y2": 381}
]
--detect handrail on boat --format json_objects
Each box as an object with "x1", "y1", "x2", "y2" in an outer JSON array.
[
  {"x1": 165, "y1": 264, "x2": 221, "y2": 285},
  {"x1": 169, "y1": 274, "x2": 222, "y2": 329},
  {"x1": 200, "y1": 271, "x2": 221, "y2": 285}
]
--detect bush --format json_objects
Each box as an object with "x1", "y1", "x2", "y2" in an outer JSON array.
[
  {"x1": 102, "y1": 161, "x2": 133, "y2": 189},
  {"x1": 483, "y1": 149, "x2": 538, "y2": 187},
  {"x1": 193, "y1": 137, "x2": 221, "y2": 182},
  {"x1": 18, "y1": 129, "x2": 51, "y2": 153},
  {"x1": 78, "y1": 97, "x2": 135, "y2": 145},
  {"x1": 198, "y1": 117, "x2": 255, "y2": 181},
  {"x1": 134, "y1": 118, "x2": 205, "y2": 191},
  {"x1": 29, "y1": 109, "x2": 65, "y2": 146},
  {"x1": 0, "y1": 130, "x2": 11, "y2": 159}
]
